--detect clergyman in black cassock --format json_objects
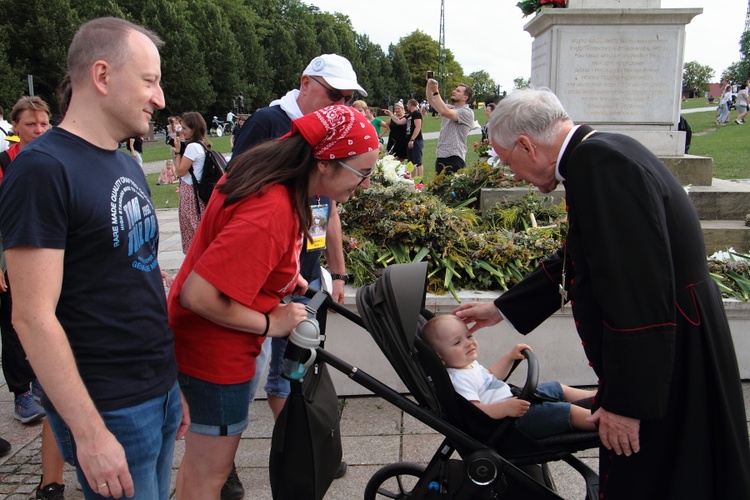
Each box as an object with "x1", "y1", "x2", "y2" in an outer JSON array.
[{"x1": 454, "y1": 89, "x2": 750, "y2": 500}]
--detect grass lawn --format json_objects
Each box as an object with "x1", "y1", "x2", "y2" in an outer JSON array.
[
  {"x1": 681, "y1": 96, "x2": 715, "y2": 110},
  {"x1": 142, "y1": 135, "x2": 233, "y2": 163},
  {"x1": 681, "y1": 110, "x2": 747, "y2": 179}
]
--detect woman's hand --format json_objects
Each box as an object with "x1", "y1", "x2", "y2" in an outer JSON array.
[{"x1": 267, "y1": 302, "x2": 308, "y2": 338}]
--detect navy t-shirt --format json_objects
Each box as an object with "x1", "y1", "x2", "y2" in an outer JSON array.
[
  {"x1": 230, "y1": 105, "x2": 329, "y2": 282},
  {"x1": 0, "y1": 127, "x2": 177, "y2": 411}
]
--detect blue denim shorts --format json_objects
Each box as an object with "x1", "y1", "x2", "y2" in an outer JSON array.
[
  {"x1": 178, "y1": 373, "x2": 252, "y2": 436},
  {"x1": 514, "y1": 381, "x2": 573, "y2": 439}
]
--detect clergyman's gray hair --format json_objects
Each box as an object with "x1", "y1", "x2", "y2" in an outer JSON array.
[{"x1": 487, "y1": 88, "x2": 571, "y2": 149}]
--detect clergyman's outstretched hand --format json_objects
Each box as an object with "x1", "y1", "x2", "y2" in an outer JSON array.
[{"x1": 452, "y1": 302, "x2": 504, "y2": 332}]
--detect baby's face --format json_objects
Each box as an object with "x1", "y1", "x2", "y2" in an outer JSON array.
[{"x1": 430, "y1": 323, "x2": 479, "y2": 369}]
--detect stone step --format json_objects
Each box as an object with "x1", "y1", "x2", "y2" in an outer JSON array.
[
  {"x1": 660, "y1": 155, "x2": 713, "y2": 187},
  {"x1": 701, "y1": 220, "x2": 750, "y2": 254},
  {"x1": 481, "y1": 179, "x2": 750, "y2": 222},
  {"x1": 688, "y1": 179, "x2": 750, "y2": 221}
]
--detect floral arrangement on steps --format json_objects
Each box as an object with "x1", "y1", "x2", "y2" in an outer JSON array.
[
  {"x1": 339, "y1": 158, "x2": 566, "y2": 299},
  {"x1": 332, "y1": 156, "x2": 750, "y2": 302},
  {"x1": 517, "y1": 0, "x2": 567, "y2": 17}
]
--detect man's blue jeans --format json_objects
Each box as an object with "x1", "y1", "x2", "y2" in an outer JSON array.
[{"x1": 46, "y1": 381, "x2": 182, "y2": 499}]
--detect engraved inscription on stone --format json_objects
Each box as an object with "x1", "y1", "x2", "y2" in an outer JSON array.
[{"x1": 555, "y1": 28, "x2": 680, "y2": 124}]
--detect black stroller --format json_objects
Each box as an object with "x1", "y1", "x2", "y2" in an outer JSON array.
[{"x1": 275, "y1": 261, "x2": 600, "y2": 499}]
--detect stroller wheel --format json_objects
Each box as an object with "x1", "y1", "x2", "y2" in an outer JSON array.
[{"x1": 364, "y1": 462, "x2": 425, "y2": 500}]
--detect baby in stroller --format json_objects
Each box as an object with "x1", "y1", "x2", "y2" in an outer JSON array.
[{"x1": 421, "y1": 314, "x2": 597, "y2": 439}]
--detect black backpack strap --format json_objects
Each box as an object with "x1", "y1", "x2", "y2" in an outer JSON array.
[
  {"x1": 0, "y1": 151, "x2": 11, "y2": 172},
  {"x1": 188, "y1": 166, "x2": 202, "y2": 216}
]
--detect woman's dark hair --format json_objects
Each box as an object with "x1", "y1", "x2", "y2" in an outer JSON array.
[
  {"x1": 218, "y1": 135, "x2": 318, "y2": 240},
  {"x1": 181, "y1": 112, "x2": 207, "y2": 144}
]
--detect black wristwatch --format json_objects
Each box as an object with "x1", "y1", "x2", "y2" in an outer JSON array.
[{"x1": 331, "y1": 273, "x2": 350, "y2": 284}]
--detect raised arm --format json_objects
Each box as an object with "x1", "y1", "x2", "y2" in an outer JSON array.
[{"x1": 426, "y1": 80, "x2": 458, "y2": 121}]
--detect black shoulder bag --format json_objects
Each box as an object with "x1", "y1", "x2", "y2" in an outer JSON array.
[{"x1": 269, "y1": 291, "x2": 343, "y2": 500}]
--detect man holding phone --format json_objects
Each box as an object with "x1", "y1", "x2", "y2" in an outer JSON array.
[{"x1": 426, "y1": 73, "x2": 475, "y2": 175}]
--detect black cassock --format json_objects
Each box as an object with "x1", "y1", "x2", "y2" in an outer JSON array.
[{"x1": 495, "y1": 125, "x2": 750, "y2": 499}]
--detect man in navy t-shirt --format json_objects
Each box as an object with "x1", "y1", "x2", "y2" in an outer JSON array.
[{"x1": 0, "y1": 18, "x2": 185, "y2": 499}]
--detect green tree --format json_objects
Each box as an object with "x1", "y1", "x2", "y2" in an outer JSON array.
[
  {"x1": 183, "y1": 0, "x2": 243, "y2": 120},
  {"x1": 130, "y1": 0, "x2": 214, "y2": 118},
  {"x1": 466, "y1": 70, "x2": 497, "y2": 103},
  {"x1": 513, "y1": 77, "x2": 531, "y2": 89},
  {"x1": 2, "y1": 0, "x2": 81, "y2": 117},
  {"x1": 354, "y1": 34, "x2": 391, "y2": 107},
  {"x1": 721, "y1": 62, "x2": 744, "y2": 85},
  {"x1": 0, "y1": 21, "x2": 26, "y2": 109},
  {"x1": 388, "y1": 44, "x2": 412, "y2": 105},
  {"x1": 398, "y1": 30, "x2": 440, "y2": 99},
  {"x1": 683, "y1": 61, "x2": 714, "y2": 92},
  {"x1": 216, "y1": 0, "x2": 273, "y2": 110}
]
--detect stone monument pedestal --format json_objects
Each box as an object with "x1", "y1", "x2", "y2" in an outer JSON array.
[{"x1": 524, "y1": 0, "x2": 701, "y2": 159}]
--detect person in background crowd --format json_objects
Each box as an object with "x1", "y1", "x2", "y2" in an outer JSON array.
[
  {"x1": 734, "y1": 83, "x2": 748, "y2": 124},
  {"x1": 481, "y1": 102, "x2": 496, "y2": 143},
  {"x1": 128, "y1": 134, "x2": 143, "y2": 167},
  {"x1": 405, "y1": 99, "x2": 424, "y2": 177},
  {"x1": 230, "y1": 116, "x2": 245, "y2": 151},
  {"x1": 426, "y1": 78, "x2": 475, "y2": 175},
  {"x1": 365, "y1": 106, "x2": 389, "y2": 149},
  {"x1": 173, "y1": 111, "x2": 209, "y2": 254},
  {"x1": 383, "y1": 101, "x2": 408, "y2": 160}
]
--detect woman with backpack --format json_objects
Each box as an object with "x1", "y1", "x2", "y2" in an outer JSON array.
[
  {"x1": 173, "y1": 111, "x2": 208, "y2": 254},
  {"x1": 168, "y1": 104, "x2": 379, "y2": 499}
]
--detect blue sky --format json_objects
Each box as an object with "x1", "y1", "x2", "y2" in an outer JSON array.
[{"x1": 309, "y1": 0, "x2": 745, "y2": 91}]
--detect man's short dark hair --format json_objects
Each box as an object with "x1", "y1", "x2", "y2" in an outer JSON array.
[
  {"x1": 68, "y1": 17, "x2": 162, "y2": 86},
  {"x1": 460, "y1": 84, "x2": 474, "y2": 103}
]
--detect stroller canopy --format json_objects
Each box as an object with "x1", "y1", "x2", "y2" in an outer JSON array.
[{"x1": 356, "y1": 262, "x2": 441, "y2": 414}]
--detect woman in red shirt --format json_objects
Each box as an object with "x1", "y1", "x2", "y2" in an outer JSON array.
[{"x1": 169, "y1": 104, "x2": 379, "y2": 498}]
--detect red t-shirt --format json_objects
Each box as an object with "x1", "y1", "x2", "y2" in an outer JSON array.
[{"x1": 168, "y1": 182, "x2": 303, "y2": 384}]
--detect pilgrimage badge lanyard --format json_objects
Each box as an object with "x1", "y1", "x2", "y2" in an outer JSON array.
[{"x1": 306, "y1": 198, "x2": 328, "y2": 251}]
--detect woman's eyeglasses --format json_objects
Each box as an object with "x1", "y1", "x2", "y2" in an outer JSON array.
[
  {"x1": 338, "y1": 161, "x2": 373, "y2": 186},
  {"x1": 310, "y1": 76, "x2": 353, "y2": 104}
]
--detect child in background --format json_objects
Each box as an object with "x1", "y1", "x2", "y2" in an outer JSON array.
[
  {"x1": 157, "y1": 159, "x2": 178, "y2": 185},
  {"x1": 421, "y1": 314, "x2": 597, "y2": 439}
]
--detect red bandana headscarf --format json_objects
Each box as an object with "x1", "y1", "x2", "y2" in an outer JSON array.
[{"x1": 282, "y1": 104, "x2": 379, "y2": 160}]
